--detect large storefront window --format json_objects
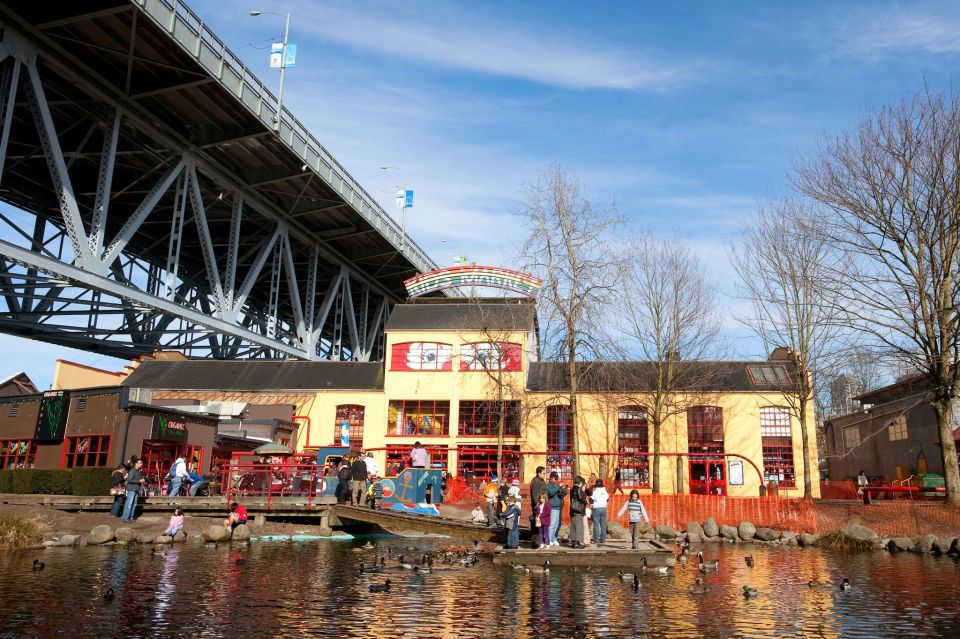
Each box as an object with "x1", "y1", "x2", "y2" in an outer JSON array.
[
  {"x1": 334, "y1": 405, "x2": 365, "y2": 446},
  {"x1": 388, "y1": 400, "x2": 450, "y2": 436},
  {"x1": 546, "y1": 405, "x2": 573, "y2": 481},
  {"x1": 139, "y1": 443, "x2": 205, "y2": 488},
  {"x1": 761, "y1": 406, "x2": 795, "y2": 488},
  {"x1": 458, "y1": 400, "x2": 521, "y2": 437},
  {"x1": 61, "y1": 435, "x2": 110, "y2": 468},
  {"x1": 456, "y1": 444, "x2": 521, "y2": 481},
  {"x1": 0, "y1": 439, "x2": 37, "y2": 469},
  {"x1": 687, "y1": 406, "x2": 724, "y2": 455},
  {"x1": 385, "y1": 444, "x2": 448, "y2": 476},
  {"x1": 617, "y1": 406, "x2": 650, "y2": 487}
]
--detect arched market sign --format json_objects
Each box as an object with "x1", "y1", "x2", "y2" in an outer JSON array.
[{"x1": 404, "y1": 266, "x2": 542, "y2": 298}]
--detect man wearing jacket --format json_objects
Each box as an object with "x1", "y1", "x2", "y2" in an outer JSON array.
[
  {"x1": 349, "y1": 455, "x2": 369, "y2": 506},
  {"x1": 529, "y1": 466, "x2": 547, "y2": 509},
  {"x1": 545, "y1": 472, "x2": 567, "y2": 547},
  {"x1": 568, "y1": 476, "x2": 588, "y2": 549}
]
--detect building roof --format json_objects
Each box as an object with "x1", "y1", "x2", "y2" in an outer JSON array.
[
  {"x1": 385, "y1": 299, "x2": 537, "y2": 332},
  {"x1": 123, "y1": 360, "x2": 384, "y2": 391},
  {"x1": 0, "y1": 371, "x2": 39, "y2": 397},
  {"x1": 526, "y1": 361, "x2": 799, "y2": 393}
]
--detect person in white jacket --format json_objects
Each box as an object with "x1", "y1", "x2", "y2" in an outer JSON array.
[
  {"x1": 168, "y1": 456, "x2": 188, "y2": 497},
  {"x1": 591, "y1": 479, "x2": 610, "y2": 545}
]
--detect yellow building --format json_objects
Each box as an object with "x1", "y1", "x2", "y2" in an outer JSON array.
[{"x1": 115, "y1": 298, "x2": 819, "y2": 497}]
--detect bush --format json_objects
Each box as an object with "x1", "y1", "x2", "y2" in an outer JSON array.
[
  {"x1": 0, "y1": 467, "x2": 112, "y2": 495},
  {"x1": 0, "y1": 514, "x2": 52, "y2": 552}
]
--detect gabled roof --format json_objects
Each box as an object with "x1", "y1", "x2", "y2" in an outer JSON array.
[
  {"x1": 0, "y1": 371, "x2": 39, "y2": 397},
  {"x1": 123, "y1": 360, "x2": 383, "y2": 391},
  {"x1": 526, "y1": 361, "x2": 799, "y2": 393},
  {"x1": 385, "y1": 299, "x2": 537, "y2": 332}
]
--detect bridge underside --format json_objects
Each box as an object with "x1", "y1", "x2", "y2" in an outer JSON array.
[{"x1": 0, "y1": 1, "x2": 437, "y2": 360}]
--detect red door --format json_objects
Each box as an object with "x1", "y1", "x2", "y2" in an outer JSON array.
[{"x1": 689, "y1": 460, "x2": 727, "y2": 496}]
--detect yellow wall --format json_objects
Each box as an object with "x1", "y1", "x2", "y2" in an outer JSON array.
[{"x1": 52, "y1": 360, "x2": 125, "y2": 390}]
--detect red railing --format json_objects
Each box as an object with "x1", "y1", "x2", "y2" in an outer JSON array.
[{"x1": 221, "y1": 462, "x2": 327, "y2": 509}]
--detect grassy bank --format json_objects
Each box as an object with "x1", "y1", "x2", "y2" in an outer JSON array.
[{"x1": 0, "y1": 513, "x2": 52, "y2": 552}]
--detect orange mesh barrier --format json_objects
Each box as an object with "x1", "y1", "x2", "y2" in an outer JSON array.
[
  {"x1": 814, "y1": 502, "x2": 960, "y2": 538},
  {"x1": 819, "y1": 480, "x2": 859, "y2": 500}
]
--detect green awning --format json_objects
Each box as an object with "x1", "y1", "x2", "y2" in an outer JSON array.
[{"x1": 252, "y1": 442, "x2": 294, "y2": 456}]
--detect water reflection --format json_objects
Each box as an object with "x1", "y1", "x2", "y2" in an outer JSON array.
[{"x1": 0, "y1": 541, "x2": 958, "y2": 638}]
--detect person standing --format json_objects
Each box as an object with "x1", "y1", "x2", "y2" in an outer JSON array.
[
  {"x1": 504, "y1": 496, "x2": 521, "y2": 549},
  {"x1": 568, "y1": 476, "x2": 588, "y2": 549},
  {"x1": 121, "y1": 458, "x2": 145, "y2": 523},
  {"x1": 364, "y1": 451, "x2": 379, "y2": 477},
  {"x1": 546, "y1": 472, "x2": 567, "y2": 547},
  {"x1": 336, "y1": 459, "x2": 352, "y2": 504},
  {"x1": 168, "y1": 456, "x2": 188, "y2": 497},
  {"x1": 109, "y1": 463, "x2": 127, "y2": 517},
  {"x1": 857, "y1": 470, "x2": 870, "y2": 504},
  {"x1": 484, "y1": 477, "x2": 498, "y2": 527},
  {"x1": 616, "y1": 489, "x2": 650, "y2": 549},
  {"x1": 529, "y1": 466, "x2": 547, "y2": 508},
  {"x1": 591, "y1": 479, "x2": 609, "y2": 546},
  {"x1": 410, "y1": 442, "x2": 429, "y2": 469},
  {"x1": 349, "y1": 455, "x2": 369, "y2": 506},
  {"x1": 535, "y1": 491, "x2": 551, "y2": 549}
]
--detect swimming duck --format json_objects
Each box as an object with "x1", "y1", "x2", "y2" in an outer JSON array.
[
  {"x1": 632, "y1": 574, "x2": 641, "y2": 592},
  {"x1": 368, "y1": 579, "x2": 391, "y2": 593},
  {"x1": 527, "y1": 560, "x2": 550, "y2": 575},
  {"x1": 744, "y1": 555, "x2": 754, "y2": 568},
  {"x1": 642, "y1": 558, "x2": 668, "y2": 574},
  {"x1": 413, "y1": 565, "x2": 432, "y2": 575},
  {"x1": 618, "y1": 568, "x2": 637, "y2": 580},
  {"x1": 359, "y1": 562, "x2": 382, "y2": 574},
  {"x1": 840, "y1": 578, "x2": 851, "y2": 591},
  {"x1": 697, "y1": 552, "x2": 719, "y2": 572},
  {"x1": 678, "y1": 546, "x2": 690, "y2": 564},
  {"x1": 32, "y1": 559, "x2": 44, "y2": 571},
  {"x1": 688, "y1": 577, "x2": 709, "y2": 595},
  {"x1": 742, "y1": 585, "x2": 759, "y2": 598},
  {"x1": 102, "y1": 587, "x2": 115, "y2": 602},
  {"x1": 362, "y1": 541, "x2": 375, "y2": 549}
]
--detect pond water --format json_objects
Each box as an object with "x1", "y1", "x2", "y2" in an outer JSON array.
[{"x1": 0, "y1": 537, "x2": 958, "y2": 638}]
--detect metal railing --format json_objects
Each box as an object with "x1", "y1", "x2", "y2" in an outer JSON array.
[{"x1": 133, "y1": 0, "x2": 437, "y2": 275}]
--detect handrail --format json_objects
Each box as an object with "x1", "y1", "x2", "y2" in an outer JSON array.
[{"x1": 132, "y1": 0, "x2": 437, "y2": 275}]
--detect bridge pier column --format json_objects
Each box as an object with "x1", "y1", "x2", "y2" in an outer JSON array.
[{"x1": 318, "y1": 513, "x2": 334, "y2": 536}]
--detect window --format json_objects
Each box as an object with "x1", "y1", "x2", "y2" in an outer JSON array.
[
  {"x1": 888, "y1": 415, "x2": 908, "y2": 441},
  {"x1": 8, "y1": 403, "x2": 19, "y2": 417},
  {"x1": 61, "y1": 435, "x2": 110, "y2": 468},
  {"x1": 617, "y1": 406, "x2": 650, "y2": 487},
  {"x1": 460, "y1": 342, "x2": 523, "y2": 371},
  {"x1": 76, "y1": 397, "x2": 87, "y2": 412},
  {"x1": 843, "y1": 425, "x2": 860, "y2": 451},
  {"x1": 761, "y1": 407, "x2": 795, "y2": 487},
  {"x1": 457, "y1": 444, "x2": 521, "y2": 481},
  {"x1": 390, "y1": 342, "x2": 453, "y2": 371},
  {"x1": 388, "y1": 400, "x2": 450, "y2": 436},
  {"x1": 385, "y1": 444, "x2": 448, "y2": 475},
  {"x1": 747, "y1": 364, "x2": 792, "y2": 385},
  {"x1": 546, "y1": 405, "x2": 573, "y2": 481},
  {"x1": 687, "y1": 406, "x2": 724, "y2": 456},
  {"x1": 334, "y1": 405, "x2": 365, "y2": 446},
  {"x1": 458, "y1": 400, "x2": 521, "y2": 437},
  {"x1": 0, "y1": 439, "x2": 37, "y2": 468}
]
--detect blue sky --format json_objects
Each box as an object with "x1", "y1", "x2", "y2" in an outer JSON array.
[{"x1": 4, "y1": 0, "x2": 960, "y2": 387}]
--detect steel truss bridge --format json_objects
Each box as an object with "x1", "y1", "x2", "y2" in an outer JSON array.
[{"x1": 0, "y1": 0, "x2": 437, "y2": 361}]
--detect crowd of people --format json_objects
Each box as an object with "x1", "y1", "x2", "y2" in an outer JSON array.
[{"x1": 479, "y1": 466, "x2": 650, "y2": 550}]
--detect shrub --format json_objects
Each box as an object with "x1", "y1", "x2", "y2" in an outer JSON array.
[
  {"x1": 0, "y1": 471, "x2": 11, "y2": 493},
  {"x1": 71, "y1": 467, "x2": 111, "y2": 496},
  {"x1": 0, "y1": 513, "x2": 52, "y2": 552},
  {"x1": 0, "y1": 468, "x2": 112, "y2": 495},
  {"x1": 817, "y1": 530, "x2": 877, "y2": 552}
]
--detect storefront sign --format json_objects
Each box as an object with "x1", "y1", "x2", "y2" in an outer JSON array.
[
  {"x1": 151, "y1": 414, "x2": 188, "y2": 442},
  {"x1": 34, "y1": 390, "x2": 69, "y2": 443}
]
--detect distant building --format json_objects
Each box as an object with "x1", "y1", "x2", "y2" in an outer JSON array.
[
  {"x1": 829, "y1": 373, "x2": 863, "y2": 418},
  {"x1": 0, "y1": 372, "x2": 38, "y2": 397}
]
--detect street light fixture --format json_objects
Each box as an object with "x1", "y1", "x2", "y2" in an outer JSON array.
[
  {"x1": 250, "y1": 9, "x2": 290, "y2": 132},
  {"x1": 380, "y1": 166, "x2": 410, "y2": 251}
]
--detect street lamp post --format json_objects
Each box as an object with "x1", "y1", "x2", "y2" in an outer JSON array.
[
  {"x1": 380, "y1": 166, "x2": 409, "y2": 251},
  {"x1": 250, "y1": 10, "x2": 290, "y2": 131}
]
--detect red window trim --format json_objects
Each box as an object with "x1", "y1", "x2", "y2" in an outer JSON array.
[
  {"x1": 0, "y1": 439, "x2": 38, "y2": 469},
  {"x1": 334, "y1": 404, "x2": 365, "y2": 446},
  {"x1": 457, "y1": 400, "x2": 522, "y2": 437},
  {"x1": 60, "y1": 434, "x2": 112, "y2": 468},
  {"x1": 387, "y1": 400, "x2": 451, "y2": 437},
  {"x1": 390, "y1": 342, "x2": 454, "y2": 372}
]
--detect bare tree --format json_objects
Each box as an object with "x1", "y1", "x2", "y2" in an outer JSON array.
[
  {"x1": 520, "y1": 164, "x2": 623, "y2": 479},
  {"x1": 796, "y1": 90, "x2": 960, "y2": 506},
  {"x1": 729, "y1": 198, "x2": 847, "y2": 498},
  {"x1": 618, "y1": 230, "x2": 723, "y2": 493}
]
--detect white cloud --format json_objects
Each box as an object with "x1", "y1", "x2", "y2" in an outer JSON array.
[{"x1": 814, "y1": 6, "x2": 960, "y2": 59}]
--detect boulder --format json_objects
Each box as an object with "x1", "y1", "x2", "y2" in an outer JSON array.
[
  {"x1": 655, "y1": 525, "x2": 678, "y2": 539},
  {"x1": 914, "y1": 534, "x2": 937, "y2": 554},
  {"x1": 636, "y1": 520, "x2": 653, "y2": 535},
  {"x1": 231, "y1": 525, "x2": 252, "y2": 541},
  {"x1": 54, "y1": 534, "x2": 80, "y2": 547},
  {"x1": 173, "y1": 531, "x2": 188, "y2": 542},
  {"x1": 88, "y1": 525, "x2": 115, "y2": 544},
  {"x1": 202, "y1": 525, "x2": 232, "y2": 543},
  {"x1": 933, "y1": 537, "x2": 957, "y2": 555},
  {"x1": 888, "y1": 537, "x2": 914, "y2": 552},
  {"x1": 136, "y1": 533, "x2": 154, "y2": 544},
  {"x1": 155, "y1": 535, "x2": 174, "y2": 545},
  {"x1": 780, "y1": 531, "x2": 798, "y2": 542},
  {"x1": 686, "y1": 532, "x2": 702, "y2": 544},
  {"x1": 720, "y1": 525, "x2": 739, "y2": 541},
  {"x1": 114, "y1": 527, "x2": 137, "y2": 543},
  {"x1": 755, "y1": 527, "x2": 780, "y2": 542},
  {"x1": 798, "y1": 533, "x2": 820, "y2": 547},
  {"x1": 702, "y1": 536, "x2": 721, "y2": 543},
  {"x1": 702, "y1": 517, "x2": 720, "y2": 538},
  {"x1": 606, "y1": 520, "x2": 630, "y2": 540},
  {"x1": 738, "y1": 522, "x2": 757, "y2": 540},
  {"x1": 686, "y1": 521, "x2": 704, "y2": 536},
  {"x1": 841, "y1": 524, "x2": 879, "y2": 543}
]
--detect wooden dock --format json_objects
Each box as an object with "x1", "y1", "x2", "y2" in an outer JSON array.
[{"x1": 493, "y1": 539, "x2": 677, "y2": 568}]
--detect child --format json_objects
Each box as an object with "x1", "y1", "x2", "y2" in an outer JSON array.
[
  {"x1": 535, "y1": 491, "x2": 551, "y2": 549},
  {"x1": 367, "y1": 475, "x2": 384, "y2": 510},
  {"x1": 504, "y1": 496, "x2": 521, "y2": 549},
  {"x1": 471, "y1": 505, "x2": 487, "y2": 524},
  {"x1": 224, "y1": 502, "x2": 248, "y2": 530},
  {"x1": 163, "y1": 508, "x2": 184, "y2": 537},
  {"x1": 616, "y1": 489, "x2": 650, "y2": 550}
]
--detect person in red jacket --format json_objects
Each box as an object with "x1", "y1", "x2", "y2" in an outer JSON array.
[{"x1": 224, "y1": 502, "x2": 248, "y2": 530}]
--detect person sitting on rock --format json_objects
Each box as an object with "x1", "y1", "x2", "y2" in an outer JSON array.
[
  {"x1": 163, "y1": 508, "x2": 185, "y2": 537},
  {"x1": 224, "y1": 502, "x2": 248, "y2": 530}
]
